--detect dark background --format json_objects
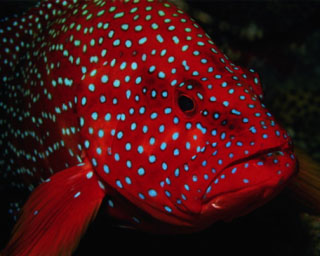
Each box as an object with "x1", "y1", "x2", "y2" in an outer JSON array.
[{"x1": 1, "y1": 0, "x2": 320, "y2": 255}]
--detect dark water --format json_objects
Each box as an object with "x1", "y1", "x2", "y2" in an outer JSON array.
[{"x1": 0, "y1": 1, "x2": 319, "y2": 255}]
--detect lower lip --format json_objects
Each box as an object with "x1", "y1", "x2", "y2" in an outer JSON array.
[{"x1": 200, "y1": 147, "x2": 296, "y2": 220}]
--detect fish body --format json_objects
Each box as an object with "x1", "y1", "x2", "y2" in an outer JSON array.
[{"x1": 0, "y1": 0, "x2": 297, "y2": 255}]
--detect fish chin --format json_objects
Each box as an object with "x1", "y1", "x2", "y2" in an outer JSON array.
[{"x1": 197, "y1": 147, "x2": 297, "y2": 228}]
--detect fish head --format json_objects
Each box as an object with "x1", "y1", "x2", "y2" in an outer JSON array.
[{"x1": 75, "y1": 1, "x2": 297, "y2": 230}]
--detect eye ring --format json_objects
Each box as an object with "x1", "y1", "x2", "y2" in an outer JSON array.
[{"x1": 178, "y1": 95, "x2": 195, "y2": 113}]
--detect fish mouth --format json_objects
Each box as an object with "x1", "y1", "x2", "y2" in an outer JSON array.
[
  {"x1": 197, "y1": 144, "x2": 297, "y2": 227},
  {"x1": 221, "y1": 145, "x2": 285, "y2": 172}
]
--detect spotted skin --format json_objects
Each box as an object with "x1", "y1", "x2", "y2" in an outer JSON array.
[{"x1": 0, "y1": 0, "x2": 296, "y2": 250}]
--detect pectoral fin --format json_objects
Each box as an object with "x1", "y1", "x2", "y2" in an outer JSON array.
[{"x1": 2, "y1": 161, "x2": 106, "y2": 256}]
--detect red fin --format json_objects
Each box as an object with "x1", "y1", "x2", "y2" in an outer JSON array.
[
  {"x1": 288, "y1": 147, "x2": 320, "y2": 214},
  {"x1": 2, "y1": 161, "x2": 106, "y2": 256}
]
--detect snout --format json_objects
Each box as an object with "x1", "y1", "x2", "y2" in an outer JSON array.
[{"x1": 197, "y1": 146, "x2": 297, "y2": 228}]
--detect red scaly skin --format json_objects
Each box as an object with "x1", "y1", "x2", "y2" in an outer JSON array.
[{"x1": 0, "y1": 0, "x2": 297, "y2": 236}]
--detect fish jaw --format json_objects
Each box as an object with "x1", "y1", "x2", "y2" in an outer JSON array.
[{"x1": 198, "y1": 145, "x2": 297, "y2": 228}]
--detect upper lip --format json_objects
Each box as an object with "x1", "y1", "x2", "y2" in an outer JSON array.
[
  {"x1": 201, "y1": 143, "x2": 290, "y2": 202},
  {"x1": 221, "y1": 144, "x2": 286, "y2": 171}
]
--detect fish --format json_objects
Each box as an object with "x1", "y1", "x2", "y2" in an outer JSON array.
[{"x1": 0, "y1": 0, "x2": 297, "y2": 255}]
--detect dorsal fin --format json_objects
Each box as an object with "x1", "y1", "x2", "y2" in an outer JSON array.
[{"x1": 2, "y1": 161, "x2": 106, "y2": 256}]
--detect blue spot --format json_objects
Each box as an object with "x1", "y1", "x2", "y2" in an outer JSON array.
[
  {"x1": 172, "y1": 132, "x2": 179, "y2": 140},
  {"x1": 91, "y1": 112, "x2": 98, "y2": 120},
  {"x1": 142, "y1": 125, "x2": 148, "y2": 133},
  {"x1": 138, "y1": 167, "x2": 145, "y2": 176},
  {"x1": 158, "y1": 71, "x2": 166, "y2": 79},
  {"x1": 173, "y1": 148, "x2": 179, "y2": 156},
  {"x1": 164, "y1": 108, "x2": 172, "y2": 114},
  {"x1": 125, "y1": 143, "x2": 131, "y2": 151},
  {"x1": 162, "y1": 162, "x2": 168, "y2": 170},
  {"x1": 164, "y1": 206, "x2": 172, "y2": 213},
  {"x1": 150, "y1": 112, "x2": 158, "y2": 119},
  {"x1": 114, "y1": 153, "x2": 120, "y2": 161},
  {"x1": 213, "y1": 112, "x2": 220, "y2": 119},
  {"x1": 101, "y1": 75, "x2": 108, "y2": 83},
  {"x1": 139, "y1": 37, "x2": 147, "y2": 45},
  {"x1": 148, "y1": 189, "x2": 157, "y2": 197},
  {"x1": 91, "y1": 158, "x2": 97, "y2": 166},
  {"x1": 96, "y1": 148, "x2": 102, "y2": 155},
  {"x1": 124, "y1": 177, "x2": 131, "y2": 185},
  {"x1": 172, "y1": 35, "x2": 179, "y2": 44},
  {"x1": 149, "y1": 137, "x2": 155, "y2": 145},
  {"x1": 104, "y1": 113, "x2": 111, "y2": 121},
  {"x1": 131, "y1": 122, "x2": 137, "y2": 130},
  {"x1": 98, "y1": 130, "x2": 104, "y2": 138},
  {"x1": 139, "y1": 193, "x2": 145, "y2": 200},
  {"x1": 156, "y1": 34, "x2": 164, "y2": 43},
  {"x1": 223, "y1": 101, "x2": 229, "y2": 107},
  {"x1": 117, "y1": 131, "x2": 123, "y2": 139},
  {"x1": 231, "y1": 167, "x2": 237, "y2": 174},
  {"x1": 88, "y1": 83, "x2": 95, "y2": 92},
  {"x1": 126, "y1": 160, "x2": 132, "y2": 168},
  {"x1": 113, "y1": 80, "x2": 120, "y2": 87},
  {"x1": 196, "y1": 123, "x2": 206, "y2": 134},
  {"x1": 231, "y1": 109, "x2": 241, "y2": 115},
  {"x1": 149, "y1": 155, "x2": 156, "y2": 163},
  {"x1": 139, "y1": 106, "x2": 146, "y2": 114},
  {"x1": 100, "y1": 95, "x2": 106, "y2": 103},
  {"x1": 243, "y1": 179, "x2": 249, "y2": 184},
  {"x1": 116, "y1": 180, "x2": 123, "y2": 188},
  {"x1": 210, "y1": 96, "x2": 216, "y2": 102},
  {"x1": 135, "y1": 76, "x2": 142, "y2": 84},
  {"x1": 162, "y1": 91, "x2": 168, "y2": 98},
  {"x1": 184, "y1": 184, "x2": 190, "y2": 191},
  {"x1": 249, "y1": 126, "x2": 257, "y2": 134},
  {"x1": 159, "y1": 125, "x2": 165, "y2": 133},
  {"x1": 168, "y1": 56, "x2": 175, "y2": 63},
  {"x1": 137, "y1": 145, "x2": 144, "y2": 154},
  {"x1": 236, "y1": 141, "x2": 243, "y2": 146},
  {"x1": 103, "y1": 164, "x2": 110, "y2": 174},
  {"x1": 174, "y1": 168, "x2": 180, "y2": 177}
]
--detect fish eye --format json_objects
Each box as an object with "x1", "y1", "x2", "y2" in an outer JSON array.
[{"x1": 178, "y1": 95, "x2": 195, "y2": 112}]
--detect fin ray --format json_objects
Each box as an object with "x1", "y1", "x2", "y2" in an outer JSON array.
[{"x1": 2, "y1": 162, "x2": 106, "y2": 256}]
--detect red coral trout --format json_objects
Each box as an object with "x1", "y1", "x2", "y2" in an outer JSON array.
[{"x1": 0, "y1": 0, "x2": 297, "y2": 255}]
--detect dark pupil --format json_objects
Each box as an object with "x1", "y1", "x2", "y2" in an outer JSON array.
[{"x1": 178, "y1": 95, "x2": 194, "y2": 112}]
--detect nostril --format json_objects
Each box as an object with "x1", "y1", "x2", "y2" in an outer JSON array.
[
  {"x1": 220, "y1": 119, "x2": 228, "y2": 126},
  {"x1": 212, "y1": 112, "x2": 220, "y2": 120},
  {"x1": 228, "y1": 124, "x2": 235, "y2": 130}
]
